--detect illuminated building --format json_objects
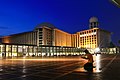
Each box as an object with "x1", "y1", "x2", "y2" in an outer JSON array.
[
  {"x1": 76, "y1": 28, "x2": 111, "y2": 49},
  {"x1": 34, "y1": 22, "x2": 72, "y2": 47},
  {"x1": 2, "y1": 31, "x2": 37, "y2": 46},
  {"x1": 2, "y1": 22, "x2": 72, "y2": 47},
  {"x1": 0, "y1": 23, "x2": 80, "y2": 57},
  {"x1": 1, "y1": 17, "x2": 111, "y2": 49},
  {"x1": 0, "y1": 17, "x2": 118, "y2": 57},
  {"x1": 71, "y1": 17, "x2": 111, "y2": 49}
]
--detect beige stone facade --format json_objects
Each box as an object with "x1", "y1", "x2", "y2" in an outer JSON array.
[
  {"x1": 2, "y1": 31, "x2": 37, "y2": 45},
  {"x1": 75, "y1": 28, "x2": 111, "y2": 49},
  {"x1": 54, "y1": 29, "x2": 71, "y2": 47},
  {"x1": 1, "y1": 23, "x2": 111, "y2": 49}
]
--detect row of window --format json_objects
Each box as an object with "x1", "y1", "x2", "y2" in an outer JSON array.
[
  {"x1": 80, "y1": 30, "x2": 97, "y2": 35},
  {"x1": 80, "y1": 42, "x2": 96, "y2": 45},
  {"x1": 90, "y1": 22, "x2": 98, "y2": 25},
  {"x1": 80, "y1": 35, "x2": 96, "y2": 38}
]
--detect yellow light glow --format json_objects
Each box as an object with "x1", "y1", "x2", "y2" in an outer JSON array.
[
  {"x1": 80, "y1": 32, "x2": 96, "y2": 37},
  {"x1": 95, "y1": 47, "x2": 100, "y2": 53},
  {"x1": 95, "y1": 54, "x2": 101, "y2": 72},
  {"x1": 7, "y1": 57, "x2": 85, "y2": 62}
]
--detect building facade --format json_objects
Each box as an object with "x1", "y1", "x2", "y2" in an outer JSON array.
[
  {"x1": 54, "y1": 28, "x2": 72, "y2": 47},
  {"x1": 2, "y1": 31, "x2": 38, "y2": 46},
  {"x1": 0, "y1": 17, "x2": 114, "y2": 57},
  {"x1": 34, "y1": 22, "x2": 72, "y2": 47},
  {"x1": 75, "y1": 28, "x2": 111, "y2": 49},
  {"x1": 70, "y1": 17, "x2": 111, "y2": 49}
]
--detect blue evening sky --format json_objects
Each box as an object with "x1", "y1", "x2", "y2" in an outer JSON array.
[{"x1": 0, "y1": 0, "x2": 120, "y2": 45}]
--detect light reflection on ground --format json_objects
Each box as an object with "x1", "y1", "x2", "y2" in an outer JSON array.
[
  {"x1": 75, "y1": 54, "x2": 102, "y2": 73},
  {"x1": 7, "y1": 57, "x2": 84, "y2": 61},
  {"x1": 0, "y1": 54, "x2": 119, "y2": 80},
  {"x1": 95, "y1": 54, "x2": 102, "y2": 72},
  {"x1": 0, "y1": 55, "x2": 102, "y2": 73},
  {"x1": 0, "y1": 56, "x2": 86, "y2": 68}
]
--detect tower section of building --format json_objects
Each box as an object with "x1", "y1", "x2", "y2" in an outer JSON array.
[
  {"x1": 89, "y1": 17, "x2": 99, "y2": 29},
  {"x1": 35, "y1": 22, "x2": 55, "y2": 46},
  {"x1": 34, "y1": 22, "x2": 72, "y2": 47},
  {"x1": 76, "y1": 28, "x2": 111, "y2": 49},
  {"x1": 78, "y1": 28, "x2": 98, "y2": 48}
]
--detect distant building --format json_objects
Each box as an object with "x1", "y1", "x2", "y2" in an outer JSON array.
[
  {"x1": 2, "y1": 31, "x2": 37, "y2": 46},
  {"x1": 76, "y1": 28, "x2": 111, "y2": 49},
  {"x1": 0, "y1": 17, "x2": 114, "y2": 57},
  {"x1": 2, "y1": 17, "x2": 111, "y2": 49},
  {"x1": 34, "y1": 23, "x2": 72, "y2": 47},
  {"x1": 72, "y1": 17, "x2": 111, "y2": 49},
  {"x1": 2, "y1": 22, "x2": 72, "y2": 47}
]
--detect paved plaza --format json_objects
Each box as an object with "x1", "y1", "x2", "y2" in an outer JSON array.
[{"x1": 0, "y1": 54, "x2": 120, "y2": 80}]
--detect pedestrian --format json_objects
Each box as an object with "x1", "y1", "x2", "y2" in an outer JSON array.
[{"x1": 82, "y1": 49, "x2": 94, "y2": 72}]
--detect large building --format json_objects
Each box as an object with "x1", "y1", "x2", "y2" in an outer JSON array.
[
  {"x1": 74, "y1": 17, "x2": 111, "y2": 49},
  {"x1": 2, "y1": 31, "x2": 38, "y2": 46},
  {"x1": 34, "y1": 22, "x2": 72, "y2": 47},
  {"x1": 70, "y1": 17, "x2": 111, "y2": 49},
  {"x1": 0, "y1": 17, "x2": 116, "y2": 58},
  {"x1": 76, "y1": 28, "x2": 111, "y2": 49},
  {"x1": 2, "y1": 17, "x2": 111, "y2": 49},
  {"x1": 2, "y1": 22, "x2": 72, "y2": 47}
]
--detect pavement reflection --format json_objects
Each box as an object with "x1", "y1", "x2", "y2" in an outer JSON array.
[{"x1": 0, "y1": 55, "x2": 119, "y2": 80}]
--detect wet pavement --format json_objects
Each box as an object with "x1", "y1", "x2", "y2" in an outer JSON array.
[{"x1": 0, "y1": 54, "x2": 120, "y2": 80}]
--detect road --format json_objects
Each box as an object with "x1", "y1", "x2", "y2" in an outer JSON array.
[{"x1": 0, "y1": 54, "x2": 119, "y2": 80}]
